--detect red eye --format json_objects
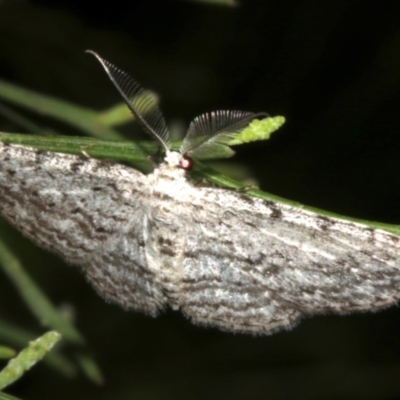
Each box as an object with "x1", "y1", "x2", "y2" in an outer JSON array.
[{"x1": 180, "y1": 155, "x2": 193, "y2": 170}]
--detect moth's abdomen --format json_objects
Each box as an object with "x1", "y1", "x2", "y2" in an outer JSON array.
[{"x1": 143, "y1": 206, "x2": 186, "y2": 310}]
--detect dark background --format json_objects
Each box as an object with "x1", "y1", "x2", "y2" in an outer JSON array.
[{"x1": 1, "y1": 1, "x2": 400, "y2": 399}]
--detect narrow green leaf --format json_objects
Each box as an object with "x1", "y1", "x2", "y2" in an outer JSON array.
[
  {"x1": 0, "y1": 320, "x2": 76, "y2": 378},
  {"x1": 0, "y1": 132, "x2": 151, "y2": 163},
  {"x1": 0, "y1": 322, "x2": 43, "y2": 348},
  {"x1": 0, "y1": 331, "x2": 61, "y2": 390},
  {"x1": 0, "y1": 240, "x2": 84, "y2": 345},
  {"x1": 97, "y1": 94, "x2": 160, "y2": 127},
  {"x1": 229, "y1": 116, "x2": 285, "y2": 145},
  {"x1": 0, "y1": 132, "x2": 233, "y2": 162},
  {"x1": 0, "y1": 243, "x2": 102, "y2": 383},
  {"x1": 0, "y1": 347, "x2": 16, "y2": 360},
  {"x1": 0, "y1": 80, "x2": 123, "y2": 140},
  {"x1": 0, "y1": 103, "x2": 56, "y2": 135},
  {"x1": 74, "y1": 353, "x2": 104, "y2": 385},
  {"x1": 97, "y1": 103, "x2": 133, "y2": 126},
  {"x1": 0, "y1": 391, "x2": 22, "y2": 400}
]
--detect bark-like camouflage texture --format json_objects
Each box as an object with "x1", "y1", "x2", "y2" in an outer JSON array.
[{"x1": 1, "y1": 143, "x2": 400, "y2": 334}]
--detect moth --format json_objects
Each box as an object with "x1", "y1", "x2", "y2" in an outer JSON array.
[{"x1": 1, "y1": 50, "x2": 400, "y2": 335}]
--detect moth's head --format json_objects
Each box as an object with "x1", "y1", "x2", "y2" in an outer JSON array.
[{"x1": 164, "y1": 151, "x2": 193, "y2": 170}]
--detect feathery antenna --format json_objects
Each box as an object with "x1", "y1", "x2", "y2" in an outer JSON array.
[
  {"x1": 181, "y1": 110, "x2": 268, "y2": 159},
  {"x1": 86, "y1": 50, "x2": 170, "y2": 152}
]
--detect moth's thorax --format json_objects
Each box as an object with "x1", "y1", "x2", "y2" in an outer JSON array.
[
  {"x1": 164, "y1": 151, "x2": 182, "y2": 167},
  {"x1": 143, "y1": 151, "x2": 188, "y2": 310},
  {"x1": 147, "y1": 151, "x2": 190, "y2": 197}
]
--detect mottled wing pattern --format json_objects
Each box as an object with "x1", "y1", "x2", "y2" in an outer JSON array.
[
  {"x1": 180, "y1": 186, "x2": 400, "y2": 334},
  {"x1": 3, "y1": 142, "x2": 400, "y2": 334},
  {"x1": 0, "y1": 143, "x2": 166, "y2": 315}
]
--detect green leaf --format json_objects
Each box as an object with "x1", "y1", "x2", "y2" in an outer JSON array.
[
  {"x1": 0, "y1": 102, "x2": 56, "y2": 135},
  {"x1": 0, "y1": 79, "x2": 123, "y2": 140},
  {"x1": 229, "y1": 116, "x2": 286, "y2": 145},
  {"x1": 97, "y1": 103, "x2": 136, "y2": 126},
  {"x1": 0, "y1": 347, "x2": 16, "y2": 360},
  {"x1": 0, "y1": 331, "x2": 61, "y2": 390},
  {"x1": 0, "y1": 133, "x2": 151, "y2": 163},
  {"x1": 0, "y1": 239, "x2": 103, "y2": 383},
  {"x1": 0, "y1": 240, "x2": 84, "y2": 346},
  {"x1": 0, "y1": 320, "x2": 76, "y2": 378},
  {"x1": 0, "y1": 391, "x2": 22, "y2": 400}
]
